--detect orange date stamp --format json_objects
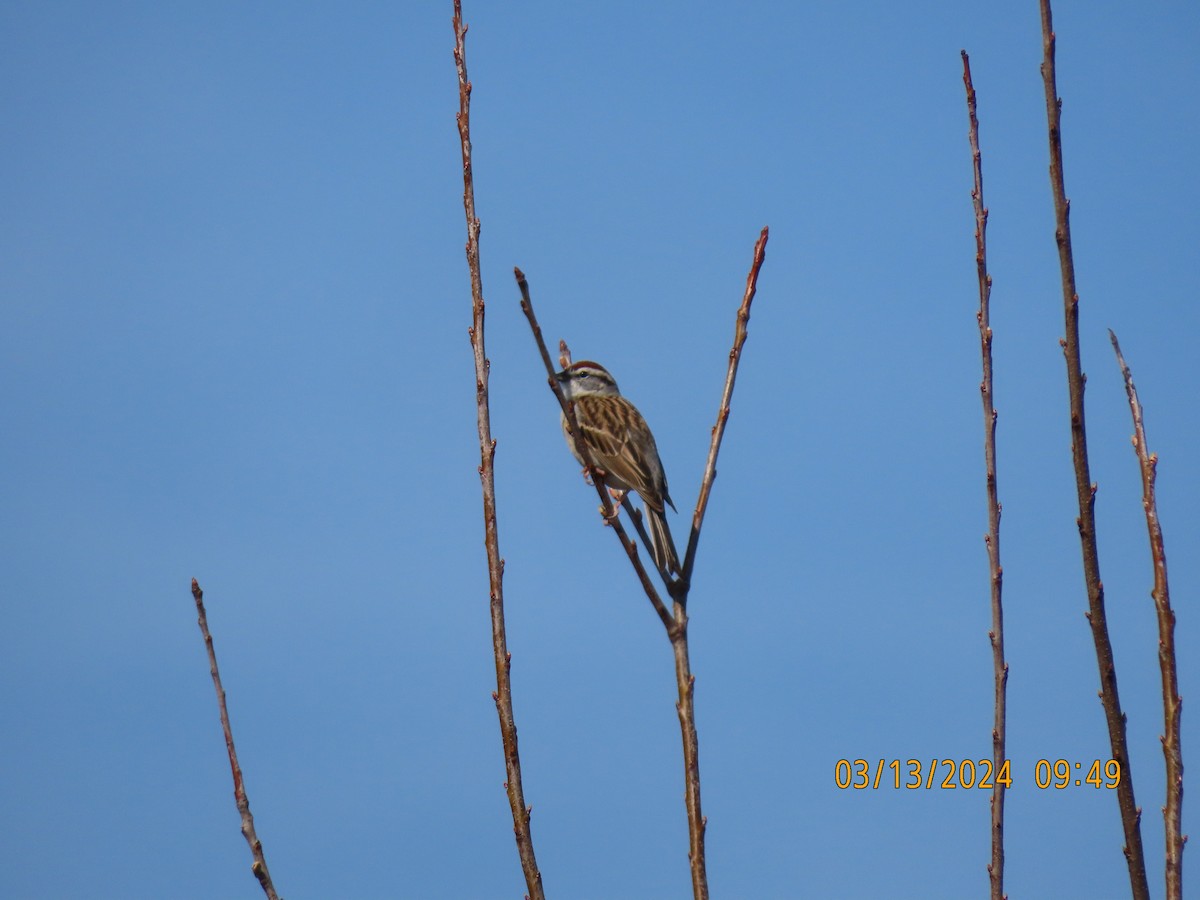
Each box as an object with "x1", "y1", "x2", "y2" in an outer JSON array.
[{"x1": 833, "y1": 758, "x2": 1121, "y2": 790}]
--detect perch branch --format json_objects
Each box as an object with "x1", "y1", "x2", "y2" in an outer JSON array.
[
  {"x1": 1038, "y1": 4, "x2": 1149, "y2": 897},
  {"x1": 517, "y1": 228, "x2": 767, "y2": 900},
  {"x1": 1110, "y1": 330, "x2": 1186, "y2": 900},
  {"x1": 515, "y1": 268, "x2": 676, "y2": 632},
  {"x1": 190, "y1": 579, "x2": 280, "y2": 900},
  {"x1": 454, "y1": 4, "x2": 545, "y2": 896},
  {"x1": 962, "y1": 50, "x2": 1008, "y2": 900}
]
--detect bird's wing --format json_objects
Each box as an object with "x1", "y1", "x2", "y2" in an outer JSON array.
[{"x1": 575, "y1": 395, "x2": 665, "y2": 511}]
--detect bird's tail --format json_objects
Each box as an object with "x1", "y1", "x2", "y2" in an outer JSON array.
[{"x1": 648, "y1": 506, "x2": 681, "y2": 576}]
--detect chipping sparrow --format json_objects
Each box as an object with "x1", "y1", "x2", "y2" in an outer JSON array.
[{"x1": 554, "y1": 360, "x2": 681, "y2": 576}]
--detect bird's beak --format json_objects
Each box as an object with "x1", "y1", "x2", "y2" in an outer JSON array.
[{"x1": 553, "y1": 370, "x2": 568, "y2": 383}]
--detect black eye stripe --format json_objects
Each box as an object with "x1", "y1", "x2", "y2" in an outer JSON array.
[{"x1": 570, "y1": 366, "x2": 612, "y2": 384}]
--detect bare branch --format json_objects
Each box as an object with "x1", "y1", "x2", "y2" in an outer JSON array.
[
  {"x1": 962, "y1": 50, "x2": 1008, "y2": 900},
  {"x1": 679, "y1": 226, "x2": 769, "y2": 584},
  {"x1": 519, "y1": 229, "x2": 766, "y2": 899},
  {"x1": 453, "y1": 5, "x2": 545, "y2": 896},
  {"x1": 189, "y1": 579, "x2": 280, "y2": 900},
  {"x1": 672, "y1": 227, "x2": 768, "y2": 900},
  {"x1": 1110, "y1": 330, "x2": 1186, "y2": 900},
  {"x1": 671, "y1": 606, "x2": 706, "y2": 900},
  {"x1": 517, "y1": 229, "x2": 766, "y2": 900},
  {"x1": 1038, "y1": 4, "x2": 1149, "y2": 896}
]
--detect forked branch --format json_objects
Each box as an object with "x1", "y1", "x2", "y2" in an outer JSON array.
[{"x1": 516, "y1": 228, "x2": 767, "y2": 900}]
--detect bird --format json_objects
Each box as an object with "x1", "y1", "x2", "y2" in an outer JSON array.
[{"x1": 554, "y1": 360, "x2": 681, "y2": 576}]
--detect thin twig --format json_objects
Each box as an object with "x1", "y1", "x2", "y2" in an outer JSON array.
[
  {"x1": 962, "y1": 50, "x2": 1008, "y2": 900},
  {"x1": 679, "y1": 226, "x2": 769, "y2": 585},
  {"x1": 1110, "y1": 330, "x2": 1186, "y2": 900},
  {"x1": 515, "y1": 267, "x2": 676, "y2": 633},
  {"x1": 1037, "y1": 4, "x2": 1149, "y2": 897},
  {"x1": 189, "y1": 579, "x2": 280, "y2": 900},
  {"x1": 453, "y1": 5, "x2": 545, "y2": 897}
]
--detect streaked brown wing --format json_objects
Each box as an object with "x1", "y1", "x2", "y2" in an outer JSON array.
[{"x1": 574, "y1": 395, "x2": 664, "y2": 511}]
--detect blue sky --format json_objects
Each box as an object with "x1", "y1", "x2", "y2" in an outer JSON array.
[{"x1": 2, "y1": 2, "x2": 1197, "y2": 897}]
